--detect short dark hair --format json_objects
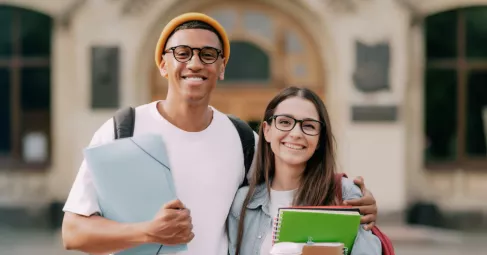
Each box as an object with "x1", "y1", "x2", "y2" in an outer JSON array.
[{"x1": 164, "y1": 20, "x2": 224, "y2": 50}]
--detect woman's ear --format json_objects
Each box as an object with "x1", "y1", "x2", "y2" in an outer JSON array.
[{"x1": 263, "y1": 121, "x2": 271, "y2": 143}]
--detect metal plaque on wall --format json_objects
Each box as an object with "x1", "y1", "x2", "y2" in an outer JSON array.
[
  {"x1": 351, "y1": 105, "x2": 398, "y2": 122},
  {"x1": 91, "y1": 46, "x2": 120, "y2": 108},
  {"x1": 352, "y1": 41, "x2": 390, "y2": 93}
]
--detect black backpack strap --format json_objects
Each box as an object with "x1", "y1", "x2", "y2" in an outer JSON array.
[
  {"x1": 113, "y1": 106, "x2": 135, "y2": 139},
  {"x1": 227, "y1": 114, "x2": 255, "y2": 187}
]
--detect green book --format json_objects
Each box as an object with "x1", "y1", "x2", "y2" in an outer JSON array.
[{"x1": 272, "y1": 207, "x2": 361, "y2": 255}]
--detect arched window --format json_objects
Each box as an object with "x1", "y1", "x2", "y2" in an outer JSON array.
[
  {"x1": 206, "y1": 6, "x2": 322, "y2": 90},
  {"x1": 222, "y1": 41, "x2": 270, "y2": 84},
  {"x1": 424, "y1": 6, "x2": 487, "y2": 169},
  {"x1": 0, "y1": 5, "x2": 52, "y2": 168}
]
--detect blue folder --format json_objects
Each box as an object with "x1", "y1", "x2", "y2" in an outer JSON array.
[{"x1": 83, "y1": 133, "x2": 187, "y2": 254}]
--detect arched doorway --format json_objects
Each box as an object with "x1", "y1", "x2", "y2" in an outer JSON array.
[{"x1": 151, "y1": 2, "x2": 325, "y2": 122}]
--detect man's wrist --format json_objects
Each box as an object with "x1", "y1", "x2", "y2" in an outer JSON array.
[{"x1": 127, "y1": 222, "x2": 150, "y2": 245}]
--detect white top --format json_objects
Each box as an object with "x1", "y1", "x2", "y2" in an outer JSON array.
[
  {"x1": 63, "y1": 101, "x2": 258, "y2": 255},
  {"x1": 260, "y1": 188, "x2": 296, "y2": 255}
]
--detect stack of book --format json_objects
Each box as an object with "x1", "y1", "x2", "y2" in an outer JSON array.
[{"x1": 272, "y1": 206, "x2": 361, "y2": 255}]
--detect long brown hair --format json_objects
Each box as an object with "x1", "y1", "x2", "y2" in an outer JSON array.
[{"x1": 235, "y1": 87, "x2": 339, "y2": 255}]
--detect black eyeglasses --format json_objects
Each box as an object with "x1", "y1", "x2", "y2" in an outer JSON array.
[
  {"x1": 164, "y1": 45, "x2": 223, "y2": 64},
  {"x1": 268, "y1": 115, "x2": 323, "y2": 136}
]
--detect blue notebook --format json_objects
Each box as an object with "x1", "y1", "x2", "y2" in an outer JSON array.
[{"x1": 83, "y1": 133, "x2": 187, "y2": 254}]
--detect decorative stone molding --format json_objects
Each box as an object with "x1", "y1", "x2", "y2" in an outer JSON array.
[
  {"x1": 394, "y1": 0, "x2": 424, "y2": 25},
  {"x1": 109, "y1": 0, "x2": 159, "y2": 16},
  {"x1": 326, "y1": 0, "x2": 361, "y2": 13},
  {"x1": 57, "y1": 0, "x2": 88, "y2": 28}
]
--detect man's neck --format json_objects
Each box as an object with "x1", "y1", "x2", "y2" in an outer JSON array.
[{"x1": 158, "y1": 96, "x2": 213, "y2": 132}]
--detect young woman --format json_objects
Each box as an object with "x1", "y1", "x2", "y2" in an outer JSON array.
[{"x1": 227, "y1": 87, "x2": 381, "y2": 255}]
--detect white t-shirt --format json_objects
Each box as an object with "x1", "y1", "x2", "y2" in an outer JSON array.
[
  {"x1": 63, "y1": 101, "x2": 258, "y2": 255},
  {"x1": 260, "y1": 189, "x2": 296, "y2": 255}
]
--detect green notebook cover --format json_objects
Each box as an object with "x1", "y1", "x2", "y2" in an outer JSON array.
[{"x1": 274, "y1": 208, "x2": 360, "y2": 254}]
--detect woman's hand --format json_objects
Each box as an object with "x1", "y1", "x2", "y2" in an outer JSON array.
[{"x1": 342, "y1": 176, "x2": 378, "y2": 230}]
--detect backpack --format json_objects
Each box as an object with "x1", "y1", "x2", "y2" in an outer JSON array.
[
  {"x1": 334, "y1": 173, "x2": 395, "y2": 255},
  {"x1": 112, "y1": 106, "x2": 255, "y2": 187}
]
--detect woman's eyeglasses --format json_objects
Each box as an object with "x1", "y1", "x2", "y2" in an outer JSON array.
[{"x1": 269, "y1": 115, "x2": 323, "y2": 136}]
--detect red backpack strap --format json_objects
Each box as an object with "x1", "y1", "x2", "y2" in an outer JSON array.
[
  {"x1": 334, "y1": 173, "x2": 395, "y2": 255},
  {"x1": 371, "y1": 226, "x2": 395, "y2": 255}
]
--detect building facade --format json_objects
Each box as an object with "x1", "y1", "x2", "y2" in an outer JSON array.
[{"x1": 0, "y1": 0, "x2": 486, "y2": 228}]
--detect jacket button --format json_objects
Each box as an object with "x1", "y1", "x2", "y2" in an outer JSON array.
[{"x1": 258, "y1": 235, "x2": 262, "y2": 239}]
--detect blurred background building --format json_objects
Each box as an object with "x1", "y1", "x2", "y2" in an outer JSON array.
[{"x1": 0, "y1": 0, "x2": 486, "y2": 235}]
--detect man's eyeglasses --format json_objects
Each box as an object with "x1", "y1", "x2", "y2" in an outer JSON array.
[
  {"x1": 269, "y1": 115, "x2": 323, "y2": 136},
  {"x1": 164, "y1": 45, "x2": 222, "y2": 64}
]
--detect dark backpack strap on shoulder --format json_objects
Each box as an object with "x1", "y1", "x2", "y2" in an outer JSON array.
[
  {"x1": 227, "y1": 114, "x2": 255, "y2": 187},
  {"x1": 113, "y1": 106, "x2": 135, "y2": 139}
]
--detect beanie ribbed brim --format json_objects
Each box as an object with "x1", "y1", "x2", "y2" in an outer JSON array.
[{"x1": 154, "y1": 12, "x2": 230, "y2": 69}]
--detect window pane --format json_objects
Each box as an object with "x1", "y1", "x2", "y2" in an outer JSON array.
[
  {"x1": 222, "y1": 41, "x2": 270, "y2": 84},
  {"x1": 0, "y1": 69, "x2": 11, "y2": 154},
  {"x1": 286, "y1": 31, "x2": 303, "y2": 54},
  {"x1": 21, "y1": 68, "x2": 50, "y2": 110},
  {"x1": 243, "y1": 10, "x2": 273, "y2": 40},
  {"x1": 424, "y1": 69, "x2": 458, "y2": 162},
  {"x1": 466, "y1": 71, "x2": 487, "y2": 157},
  {"x1": 207, "y1": 8, "x2": 237, "y2": 34},
  {"x1": 465, "y1": 7, "x2": 487, "y2": 59},
  {"x1": 21, "y1": 68, "x2": 51, "y2": 163},
  {"x1": 20, "y1": 9, "x2": 52, "y2": 57},
  {"x1": 0, "y1": 6, "x2": 13, "y2": 57},
  {"x1": 425, "y1": 10, "x2": 457, "y2": 59}
]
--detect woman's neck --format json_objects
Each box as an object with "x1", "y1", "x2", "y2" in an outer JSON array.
[{"x1": 271, "y1": 160, "x2": 305, "y2": 191}]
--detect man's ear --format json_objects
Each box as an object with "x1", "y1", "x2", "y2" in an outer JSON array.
[
  {"x1": 218, "y1": 59, "x2": 226, "y2": 80},
  {"x1": 159, "y1": 58, "x2": 168, "y2": 78}
]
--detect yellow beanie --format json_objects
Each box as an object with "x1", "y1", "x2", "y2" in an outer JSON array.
[{"x1": 154, "y1": 12, "x2": 230, "y2": 69}]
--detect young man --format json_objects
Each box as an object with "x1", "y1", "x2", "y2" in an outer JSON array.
[{"x1": 61, "y1": 12, "x2": 378, "y2": 255}]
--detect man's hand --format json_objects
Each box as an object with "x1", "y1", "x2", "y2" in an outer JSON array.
[
  {"x1": 143, "y1": 199, "x2": 194, "y2": 245},
  {"x1": 342, "y1": 176, "x2": 378, "y2": 230}
]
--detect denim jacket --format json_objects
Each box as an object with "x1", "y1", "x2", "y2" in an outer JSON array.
[{"x1": 227, "y1": 177, "x2": 382, "y2": 255}]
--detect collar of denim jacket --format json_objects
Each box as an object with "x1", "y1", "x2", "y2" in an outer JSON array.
[{"x1": 247, "y1": 183, "x2": 271, "y2": 216}]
